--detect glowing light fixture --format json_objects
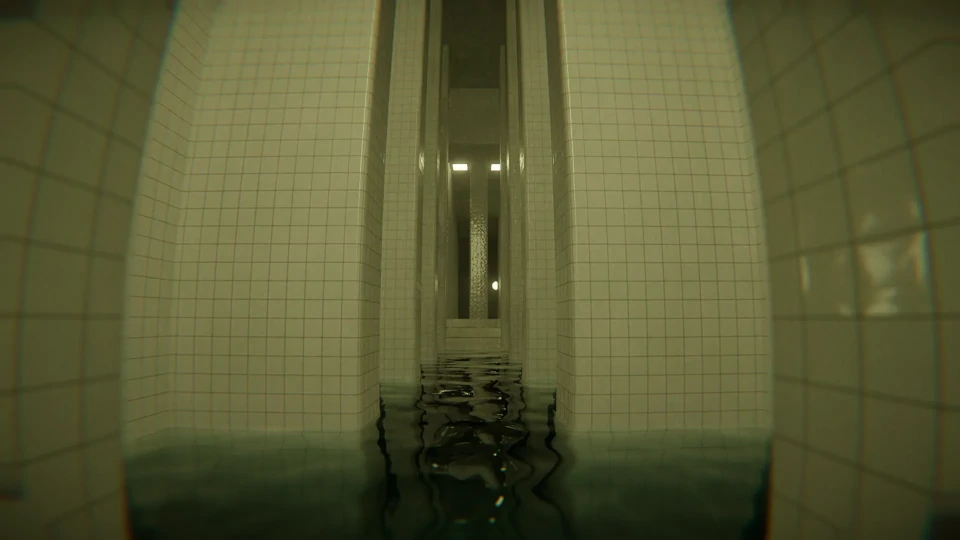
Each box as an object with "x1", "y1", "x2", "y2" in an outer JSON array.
[
  {"x1": 490, "y1": 163, "x2": 501, "y2": 171},
  {"x1": 452, "y1": 163, "x2": 469, "y2": 171},
  {"x1": 492, "y1": 280, "x2": 499, "y2": 291}
]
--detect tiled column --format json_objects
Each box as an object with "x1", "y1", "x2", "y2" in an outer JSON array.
[
  {"x1": 505, "y1": 0, "x2": 526, "y2": 360},
  {"x1": 124, "y1": 0, "x2": 219, "y2": 442},
  {"x1": 518, "y1": 0, "x2": 558, "y2": 384},
  {"x1": 469, "y1": 162, "x2": 489, "y2": 319},
  {"x1": 550, "y1": 0, "x2": 770, "y2": 432},
  {"x1": 418, "y1": 0, "x2": 443, "y2": 359},
  {"x1": 170, "y1": 0, "x2": 392, "y2": 433},
  {"x1": 498, "y1": 45, "x2": 512, "y2": 341},
  {"x1": 380, "y1": 0, "x2": 428, "y2": 382},
  {"x1": 435, "y1": 46, "x2": 451, "y2": 350},
  {"x1": 542, "y1": 0, "x2": 576, "y2": 412}
]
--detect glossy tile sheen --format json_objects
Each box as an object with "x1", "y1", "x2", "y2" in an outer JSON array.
[
  {"x1": 729, "y1": 0, "x2": 959, "y2": 538},
  {"x1": 378, "y1": 0, "x2": 426, "y2": 383}
]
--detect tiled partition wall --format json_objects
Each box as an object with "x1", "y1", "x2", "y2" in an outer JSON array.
[
  {"x1": 543, "y1": 0, "x2": 575, "y2": 399},
  {"x1": 418, "y1": 0, "x2": 443, "y2": 361},
  {"x1": 379, "y1": 0, "x2": 427, "y2": 382},
  {"x1": 364, "y1": 0, "x2": 396, "y2": 407},
  {"x1": 506, "y1": 2, "x2": 528, "y2": 363},
  {"x1": 729, "y1": 1, "x2": 960, "y2": 538},
  {"x1": 434, "y1": 54, "x2": 451, "y2": 352},
  {"x1": 518, "y1": 0, "x2": 559, "y2": 385},
  {"x1": 168, "y1": 0, "x2": 394, "y2": 432},
  {"x1": 124, "y1": 0, "x2": 219, "y2": 442},
  {"x1": 0, "y1": 1, "x2": 177, "y2": 537},
  {"x1": 550, "y1": 0, "x2": 771, "y2": 431}
]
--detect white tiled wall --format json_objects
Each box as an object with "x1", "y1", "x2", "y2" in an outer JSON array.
[
  {"x1": 3, "y1": 0, "x2": 956, "y2": 537},
  {"x1": 364, "y1": 0, "x2": 396, "y2": 410},
  {"x1": 551, "y1": 0, "x2": 771, "y2": 432},
  {"x1": 168, "y1": 0, "x2": 390, "y2": 433},
  {"x1": 380, "y1": 0, "x2": 427, "y2": 382},
  {"x1": 506, "y1": 15, "x2": 528, "y2": 365},
  {"x1": 123, "y1": 0, "x2": 218, "y2": 443},
  {"x1": 730, "y1": 0, "x2": 960, "y2": 538},
  {"x1": 0, "y1": 1, "x2": 176, "y2": 536},
  {"x1": 508, "y1": 152, "x2": 527, "y2": 362},
  {"x1": 519, "y1": 0, "x2": 559, "y2": 385},
  {"x1": 434, "y1": 77, "x2": 452, "y2": 351},
  {"x1": 543, "y1": 0, "x2": 576, "y2": 411},
  {"x1": 418, "y1": 0, "x2": 443, "y2": 361}
]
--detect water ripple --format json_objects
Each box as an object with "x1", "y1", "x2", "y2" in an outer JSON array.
[{"x1": 125, "y1": 356, "x2": 768, "y2": 540}]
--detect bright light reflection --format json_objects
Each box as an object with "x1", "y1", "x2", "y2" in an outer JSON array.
[
  {"x1": 490, "y1": 163, "x2": 501, "y2": 171},
  {"x1": 492, "y1": 280, "x2": 499, "y2": 291},
  {"x1": 452, "y1": 163, "x2": 468, "y2": 171}
]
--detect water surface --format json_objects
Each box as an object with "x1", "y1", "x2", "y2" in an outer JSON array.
[{"x1": 126, "y1": 358, "x2": 769, "y2": 539}]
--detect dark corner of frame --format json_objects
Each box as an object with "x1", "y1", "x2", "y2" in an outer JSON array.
[{"x1": 0, "y1": 0, "x2": 35, "y2": 20}]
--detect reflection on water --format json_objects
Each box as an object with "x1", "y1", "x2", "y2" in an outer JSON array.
[
  {"x1": 405, "y1": 358, "x2": 569, "y2": 539},
  {"x1": 126, "y1": 357, "x2": 769, "y2": 540}
]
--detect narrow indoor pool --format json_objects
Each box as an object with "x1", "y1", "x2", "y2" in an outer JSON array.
[{"x1": 124, "y1": 357, "x2": 770, "y2": 540}]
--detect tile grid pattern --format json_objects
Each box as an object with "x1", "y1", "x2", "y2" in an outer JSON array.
[
  {"x1": 552, "y1": 0, "x2": 770, "y2": 432},
  {"x1": 361, "y1": 0, "x2": 396, "y2": 424},
  {"x1": 495, "y1": 62, "x2": 512, "y2": 350},
  {"x1": 498, "y1": 80, "x2": 513, "y2": 351},
  {"x1": 434, "y1": 58, "x2": 451, "y2": 352},
  {"x1": 519, "y1": 0, "x2": 560, "y2": 385},
  {"x1": 507, "y1": 3, "x2": 528, "y2": 363},
  {"x1": 169, "y1": 0, "x2": 385, "y2": 433},
  {"x1": 379, "y1": 0, "x2": 427, "y2": 382},
  {"x1": 730, "y1": 0, "x2": 960, "y2": 538},
  {"x1": 124, "y1": 0, "x2": 219, "y2": 443},
  {"x1": 0, "y1": 1, "x2": 178, "y2": 537},
  {"x1": 542, "y1": 0, "x2": 577, "y2": 419},
  {"x1": 508, "y1": 143, "x2": 528, "y2": 361},
  {"x1": 728, "y1": 1, "x2": 772, "y2": 429},
  {"x1": 417, "y1": 0, "x2": 442, "y2": 361}
]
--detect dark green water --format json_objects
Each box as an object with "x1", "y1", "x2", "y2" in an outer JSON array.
[{"x1": 125, "y1": 358, "x2": 770, "y2": 540}]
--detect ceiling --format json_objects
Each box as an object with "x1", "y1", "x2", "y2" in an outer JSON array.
[
  {"x1": 442, "y1": 0, "x2": 507, "y2": 89},
  {"x1": 442, "y1": 1, "x2": 506, "y2": 238}
]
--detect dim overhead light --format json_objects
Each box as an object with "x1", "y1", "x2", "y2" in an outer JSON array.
[
  {"x1": 452, "y1": 163, "x2": 469, "y2": 171},
  {"x1": 492, "y1": 281, "x2": 499, "y2": 291},
  {"x1": 490, "y1": 163, "x2": 501, "y2": 171}
]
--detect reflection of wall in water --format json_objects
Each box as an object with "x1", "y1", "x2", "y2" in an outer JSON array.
[
  {"x1": 378, "y1": 385, "x2": 435, "y2": 539},
  {"x1": 415, "y1": 357, "x2": 567, "y2": 535}
]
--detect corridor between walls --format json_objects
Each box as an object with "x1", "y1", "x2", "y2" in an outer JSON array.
[{"x1": 0, "y1": 0, "x2": 957, "y2": 539}]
